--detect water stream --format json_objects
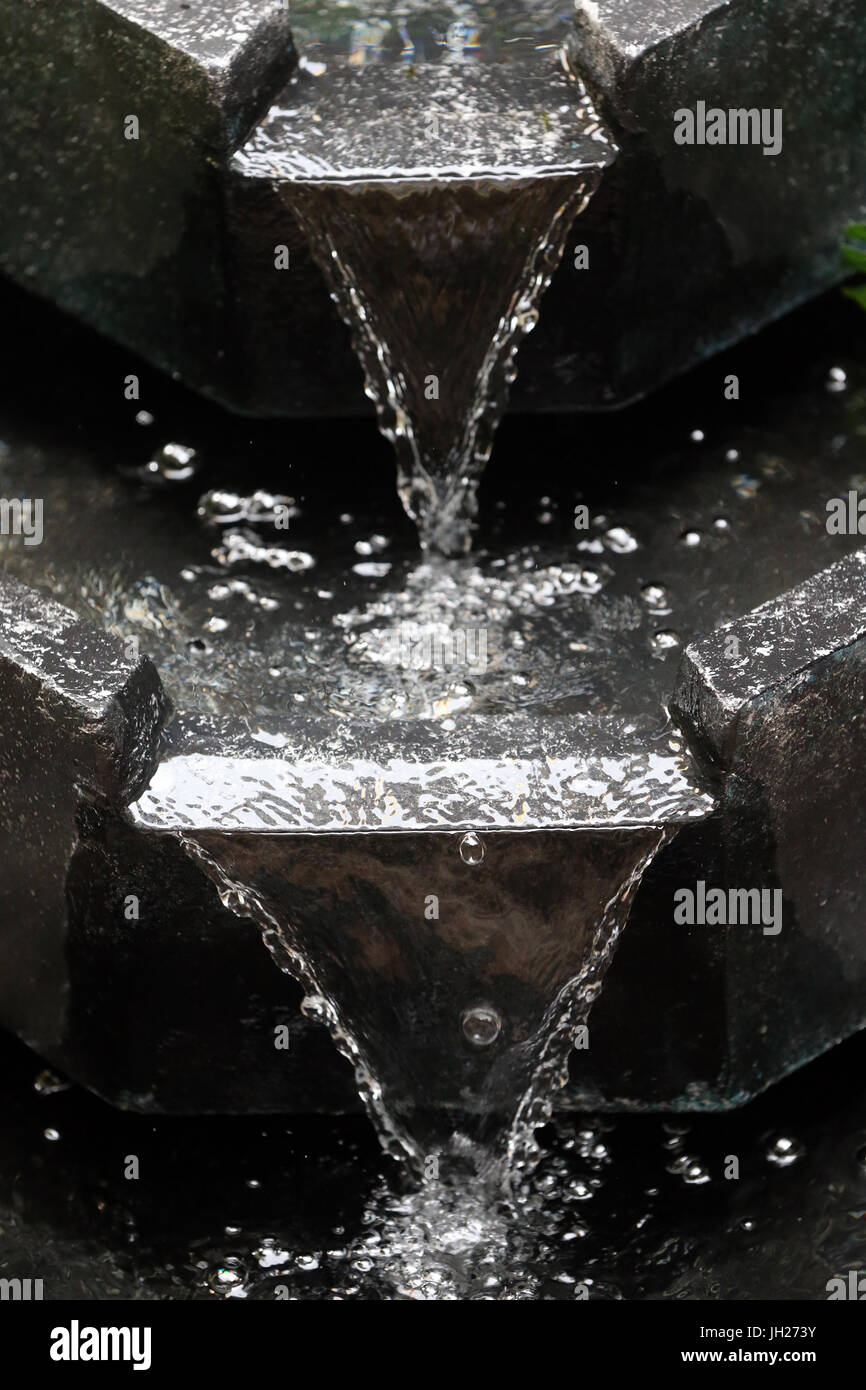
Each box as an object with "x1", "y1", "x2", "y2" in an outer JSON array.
[
  {"x1": 178, "y1": 824, "x2": 673, "y2": 1189},
  {"x1": 234, "y1": 21, "x2": 614, "y2": 553}
]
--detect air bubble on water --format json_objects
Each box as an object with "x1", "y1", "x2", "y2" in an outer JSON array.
[
  {"x1": 732, "y1": 474, "x2": 761, "y2": 499},
  {"x1": 680, "y1": 530, "x2": 701, "y2": 547},
  {"x1": 740, "y1": 1217, "x2": 756, "y2": 1232},
  {"x1": 135, "y1": 410, "x2": 154, "y2": 427},
  {"x1": 713, "y1": 516, "x2": 730, "y2": 531},
  {"x1": 355, "y1": 535, "x2": 390, "y2": 556},
  {"x1": 211, "y1": 529, "x2": 315, "y2": 572},
  {"x1": 682, "y1": 1161, "x2": 711, "y2": 1186},
  {"x1": 203, "y1": 616, "x2": 229, "y2": 634},
  {"x1": 651, "y1": 630, "x2": 680, "y2": 655},
  {"x1": 43, "y1": 1127, "x2": 61, "y2": 1142},
  {"x1": 603, "y1": 526, "x2": 639, "y2": 554},
  {"x1": 459, "y1": 831, "x2": 485, "y2": 865},
  {"x1": 827, "y1": 366, "x2": 847, "y2": 393},
  {"x1": 352, "y1": 561, "x2": 392, "y2": 578},
  {"x1": 766, "y1": 1133, "x2": 804, "y2": 1167},
  {"x1": 690, "y1": 429, "x2": 705, "y2": 443},
  {"x1": 255, "y1": 1241, "x2": 291, "y2": 1269},
  {"x1": 640, "y1": 583, "x2": 668, "y2": 611},
  {"x1": 579, "y1": 567, "x2": 604, "y2": 594},
  {"x1": 209, "y1": 1259, "x2": 248, "y2": 1296},
  {"x1": 245, "y1": 1179, "x2": 262, "y2": 1190},
  {"x1": 726, "y1": 448, "x2": 740, "y2": 463},
  {"x1": 462, "y1": 1005, "x2": 502, "y2": 1047},
  {"x1": 148, "y1": 442, "x2": 200, "y2": 482}
]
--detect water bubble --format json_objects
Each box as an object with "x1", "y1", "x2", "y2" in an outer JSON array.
[
  {"x1": 43, "y1": 1127, "x2": 60, "y2": 1142},
  {"x1": 148, "y1": 442, "x2": 199, "y2": 482},
  {"x1": 461, "y1": 1005, "x2": 502, "y2": 1047},
  {"x1": 603, "y1": 526, "x2": 639, "y2": 554},
  {"x1": 209, "y1": 1259, "x2": 247, "y2": 1294},
  {"x1": 766, "y1": 1134, "x2": 804, "y2": 1168},
  {"x1": 713, "y1": 516, "x2": 730, "y2": 532},
  {"x1": 651, "y1": 630, "x2": 681, "y2": 655},
  {"x1": 640, "y1": 583, "x2": 668, "y2": 610},
  {"x1": 352, "y1": 561, "x2": 392, "y2": 578},
  {"x1": 459, "y1": 831, "x2": 485, "y2": 865},
  {"x1": 827, "y1": 366, "x2": 847, "y2": 393},
  {"x1": 732, "y1": 474, "x2": 761, "y2": 499},
  {"x1": 690, "y1": 429, "x2": 705, "y2": 443},
  {"x1": 135, "y1": 410, "x2": 154, "y2": 427},
  {"x1": 578, "y1": 567, "x2": 604, "y2": 594},
  {"x1": 680, "y1": 530, "x2": 701, "y2": 548}
]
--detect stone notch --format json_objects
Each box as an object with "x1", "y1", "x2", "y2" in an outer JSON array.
[
  {"x1": 672, "y1": 549, "x2": 866, "y2": 768},
  {"x1": 0, "y1": 573, "x2": 171, "y2": 804}
]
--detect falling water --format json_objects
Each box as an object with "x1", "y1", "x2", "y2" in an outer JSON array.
[
  {"x1": 173, "y1": 813, "x2": 686, "y2": 1189},
  {"x1": 234, "y1": 50, "x2": 614, "y2": 554}
]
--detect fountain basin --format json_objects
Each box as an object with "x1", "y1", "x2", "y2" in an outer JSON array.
[{"x1": 2, "y1": 301, "x2": 866, "y2": 1121}]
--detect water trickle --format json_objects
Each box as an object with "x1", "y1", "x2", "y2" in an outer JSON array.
[
  {"x1": 235, "y1": 48, "x2": 614, "y2": 554},
  {"x1": 290, "y1": 171, "x2": 599, "y2": 555},
  {"x1": 177, "y1": 822, "x2": 675, "y2": 1190}
]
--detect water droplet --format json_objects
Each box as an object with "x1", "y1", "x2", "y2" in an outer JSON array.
[
  {"x1": 148, "y1": 442, "x2": 199, "y2": 482},
  {"x1": 461, "y1": 1005, "x2": 502, "y2": 1047},
  {"x1": 766, "y1": 1134, "x2": 804, "y2": 1167},
  {"x1": 459, "y1": 831, "x2": 485, "y2": 865}
]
